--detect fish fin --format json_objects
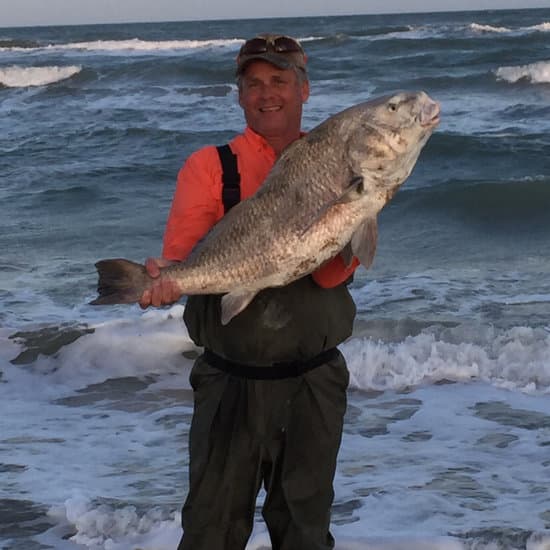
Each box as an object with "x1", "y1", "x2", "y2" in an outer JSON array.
[
  {"x1": 90, "y1": 259, "x2": 151, "y2": 305},
  {"x1": 327, "y1": 175, "x2": 365, "y2": 207},
  {"x1": 220, "y1": 290, "x2": 258, "y2": 325},
  {"x1": 300, "y1": 175, "x2": 365, "y2": 237},
  {"x1": 342, "y1": 175, "x2": 365, "y2": 201},
  {"x1": 351, "y1": 217, "x2": 378, "y2": 269},
  {"x1": 340, "y1": 243, "x2": 355, "y2": 268}
]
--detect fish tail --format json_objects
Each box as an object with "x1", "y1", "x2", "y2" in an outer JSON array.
[{"x1": 90, "y1": 259, "x2": 151, "y2": 305}]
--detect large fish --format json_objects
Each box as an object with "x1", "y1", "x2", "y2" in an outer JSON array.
[{"x1": 92, "y1": 91, "x2": 440, "y2": 324}]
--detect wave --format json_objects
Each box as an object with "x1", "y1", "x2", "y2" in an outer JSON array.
[
  {"x1": 2, "y1": 37, "x2": 243, "y2": 53},
  {"x1": 344, "y1": 325, "x2": 550, "y2": 395},
  {"x1": 4, "y1": 306, "x2": 550, "y2": 395},
  {"x1": 0, "y1": 65, "x2": 81, "y2": 88},
  {"x1": 368, "y1": 19, "x2": 550, "y2": 42},
  {"x1": 470, "y1": 23, "x2": 511, "y2": 33},
  {"x1": 495, "y1": 59, "x2": 550, "y2": 84},
  {"x1": 470, "y1": 21, "x2": 550, "y2": 34},
  {"x1": 526, "y1": 21, "x2": 550, "y2": 31}
]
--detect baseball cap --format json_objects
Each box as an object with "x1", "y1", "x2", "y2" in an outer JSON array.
[{"x1": 236, "y1": 34, "x2": 307, "y2": 76}]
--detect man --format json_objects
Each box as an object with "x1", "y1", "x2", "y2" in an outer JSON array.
[{"x1": 140, "y1": 34, "x2": 359, "y2": 550}]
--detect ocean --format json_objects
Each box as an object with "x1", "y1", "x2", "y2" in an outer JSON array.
[{"x1": 1, "y1": 8, "x2": 550, "y2": 550}]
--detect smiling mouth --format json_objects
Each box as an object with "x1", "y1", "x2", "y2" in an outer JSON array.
[{"x1": 260, "y1": 106, "x2": 282, "y2": 112}]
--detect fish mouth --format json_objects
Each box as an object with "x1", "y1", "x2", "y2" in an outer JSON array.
[{"x1": 420, "y1": 100, "x2": 441, "y2": 127}]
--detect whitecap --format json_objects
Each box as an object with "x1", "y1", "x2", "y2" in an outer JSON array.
[
  {"x1": 470, "y1": 23, "x2": 511, "y2": 33},
  {"x1": 47, "y1": 37, "x2": 242, "y2": 52},
  {"x1": 343, "y1": 325, "x2": 550, "y2": 394},
  {"x1": 524, "y1": 21, "x2": 550, "y2": 32},
  {"x1": 0, "y1": 65, "x2": 81, "y2": 88},
  {"x1": 495, "y1": 60, "x2": 550, "y2": 84}
]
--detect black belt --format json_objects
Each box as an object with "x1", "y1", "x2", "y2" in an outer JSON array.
[{"x1": 202, "y1": 347, "x2": 340, "y2": 380}]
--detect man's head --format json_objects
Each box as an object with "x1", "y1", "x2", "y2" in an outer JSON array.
[{"x1": 237, "y1": 34, "x2": 310, "y2": 153}]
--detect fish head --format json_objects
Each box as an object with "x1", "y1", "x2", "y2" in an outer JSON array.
[{"x1": 344, "y1": 90, "x2": 440, "y2": 197}]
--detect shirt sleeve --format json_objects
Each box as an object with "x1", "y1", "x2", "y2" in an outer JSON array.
[
  {"x1": 162, "y1": 147, "x2": 223, "y2": 261},
  {"x1": 311, "y1": 253, "x2": 360, "y2": 288}
]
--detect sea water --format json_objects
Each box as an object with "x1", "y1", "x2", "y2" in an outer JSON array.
[{"x1": 1, "y1": 8, "x2": 550, "y2": 550}]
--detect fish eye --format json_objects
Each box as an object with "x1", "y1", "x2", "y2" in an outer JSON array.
[{"x1": 388, "y1": 103, "x2": 397, "y2": 112}]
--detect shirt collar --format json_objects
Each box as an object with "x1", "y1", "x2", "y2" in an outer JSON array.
[
  {"x1": 243, "y1": 126, "x2": 275, "y2": 155},
  {"x1": 243, "y1": 126, "x2": 306, "y2": 156}
]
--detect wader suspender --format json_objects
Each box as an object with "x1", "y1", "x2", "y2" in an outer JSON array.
[{"x1": 216, "y1": 144, "x2": 241, "y2": 213}]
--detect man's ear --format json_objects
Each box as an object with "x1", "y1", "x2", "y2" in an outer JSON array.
[{"x1": 301, "y1": 80, "x2": 310, "y2": 103}]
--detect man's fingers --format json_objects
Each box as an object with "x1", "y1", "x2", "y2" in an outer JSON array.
[
  {"x1": 151, "y1": 281, "x2": 163, "y2": 307},
  {"x1": 139, "y1": 279, "x2": 181, "y2": 309},
  {"x1": 145, "y1": 257, "x2": 162, "y2": 278},
  {"x1": 139, "y1": 289, "x2": 152, "y2": 309}
]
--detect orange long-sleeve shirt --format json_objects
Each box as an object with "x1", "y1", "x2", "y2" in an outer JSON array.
[{"x1": 162, "y1": 127, "x2": 359, "y2": 288}]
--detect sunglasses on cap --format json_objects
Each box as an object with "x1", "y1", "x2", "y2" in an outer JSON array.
[{"x1": 238, "y1": 35, "x2": 305, "y2": 57}]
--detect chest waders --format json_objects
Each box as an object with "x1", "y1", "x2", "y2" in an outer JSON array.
[{"x1": 177, "y1": 144, "x2": 355, "y2": 550}]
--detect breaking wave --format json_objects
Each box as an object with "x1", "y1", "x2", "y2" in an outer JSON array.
[
  {"x1": 0, "y1": 65, "x2": 82, "y2": 88},
  {"x1": 344, "y1": 325, "x2": 550, "y2": 395},
  {"x1": 495, "y1": 59, "x2": 550, "y2": 84},
  {"x1": 4, "y1": 37, "x2": 243, "y2": 53},
  {"x1": 470, "y1": 23, "x2": 511, "y2": 33},
  {"x1": 470, "y1": 21, "x2": 550, "y2": 34},
  {"x1": 5, "y1": 307, "x2": 550, "y2": 396}
]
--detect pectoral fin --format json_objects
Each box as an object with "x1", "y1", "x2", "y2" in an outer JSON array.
[
  {"x1": 350, "y1": 217, "x2": 378, "y2": 269},
  {"x1": 301, "y1": 175, "x2": 365, "y2": 237},
  {"x1": 340, "y1": 243, "x2": 355, "y2": 268},
  {"x1": 220, "y1": 290, "x2": 259, "y2": 325}
]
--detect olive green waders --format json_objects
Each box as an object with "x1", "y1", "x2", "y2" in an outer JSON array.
[
  {"x1": 177, "y1": 351, "x2": 349, "y2": 550},
  {"x1": 178, "y1": 277, "x2": 356, "y2": 550}
]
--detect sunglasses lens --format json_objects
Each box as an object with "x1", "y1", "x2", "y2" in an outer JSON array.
[
  {"x1": 240, "y1": 38, "x2": 268, "y2": 56},
  {"x1": 239, "y1": 36, "x2": 303, "y2": 57},
  {"x1": 273, "y1": 36, "x2": 303, "y2": 53}
]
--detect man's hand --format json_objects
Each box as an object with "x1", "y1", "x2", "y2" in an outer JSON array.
[{"x1": 139, "y1": 257, "x2": 182, "y2": 309}]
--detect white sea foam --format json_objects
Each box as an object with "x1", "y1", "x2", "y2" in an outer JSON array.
[
  {"x1": 4, "y1": 306, "x2": 550, "y2": 397},
  {"x1": 47, "y1": 38, "x2": 242, "y2": 52},
  {"x1": 471, "y1": 21, "x2": 550, "y2": 34},
  {"x1": 343, "y1": 325, "x2": 550, "y2": 395},
  {"x1": 525, "y1": 21, "x2": 550, "y2": 32},
  {"x1": 4, "y1": 310, "x2": 550, "y2": 550},
  {"x1": 495, "y1": 60, "x2": 550, "y2": 84},
  {"x1": 3, "y1": 306, "x2": 193, "y2": 395},
  {"x1": 0, "y1": 65, "x2": 81, "y2": 88},
  {"x1": 42, "y1": 495, "x2": 470, "y2": 550},
  {"x1": 470, "y1": 23, "x2": 511, "y2": 33},
  {"x1": 41, "y1": 493, "x2": 550, "y2": 550}
]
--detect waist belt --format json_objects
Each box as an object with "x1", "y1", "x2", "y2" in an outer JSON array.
[{"x1": 202, "y1": 347, "x2": 340, "y2": 380}]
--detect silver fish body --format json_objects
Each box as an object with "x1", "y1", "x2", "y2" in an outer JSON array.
[{"x1": 92, "y1": 91, "x2": 440, "y2": 324}]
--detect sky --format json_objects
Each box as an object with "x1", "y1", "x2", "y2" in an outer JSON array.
[{"x1": 0, "y1": 0, "x2": 549, "y2": 27}]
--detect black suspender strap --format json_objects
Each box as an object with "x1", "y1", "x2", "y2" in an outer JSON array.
[{"x1": 216, "y1": 144, "x2": 241, "y2": 213}]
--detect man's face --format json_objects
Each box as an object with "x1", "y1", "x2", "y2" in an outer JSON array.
[{"x1": 238, "y1": 60, "x2": 310, "y2": 142}]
